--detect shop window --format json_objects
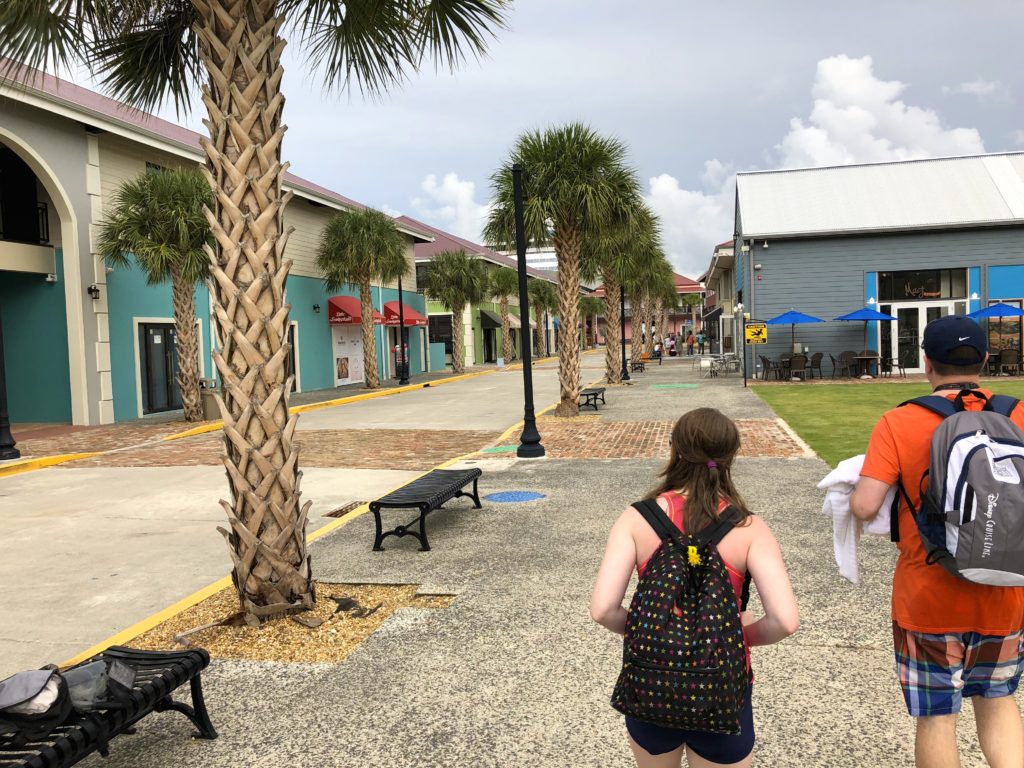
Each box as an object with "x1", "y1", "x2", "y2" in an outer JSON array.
[
  {"x1": 878, "y1": 269, "x2": 967, "y2": 301},
  {"x1": 988, "y1": 299, "x2": 1023, "y2": 354}
]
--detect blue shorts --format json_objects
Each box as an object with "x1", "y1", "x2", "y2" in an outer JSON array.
[{"x1": 626, "y1": 686, "x2": 754, "y2": 762}]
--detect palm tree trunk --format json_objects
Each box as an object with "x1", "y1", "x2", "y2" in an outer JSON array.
[
  {"x1": 360, "y1": 280, "x2": 380, "y2": 388},
  {"x1": 500, "y1": 297, "x2": 513, "y2": 363},
  {"x1": 195, "y1": 0, "x2": 313, "y2": 622},
  {"x1": 652, "y1": 296, "x2": 664, "y2": 355},
  {"x1": 451, "y1": 304, "x2": 466, "y2": 374},
  {"x1": 603, "y1": 271, "x2": 621, "y2": 384},
  {"x1": 534, "y1": 305, "x2": 543, "y2": 357},
  {"x1": 553, "y1": 228, "x2": 582, "y2": 417},
  {"x1": 631, "y1": 295, "x2": 645, "y2": 365},
  {"x1": 645, "y1": 297, "x2": 657, "y2": 357},
  {"x1": 170, "y1": 265, "x2": 203, "y2": 422}
]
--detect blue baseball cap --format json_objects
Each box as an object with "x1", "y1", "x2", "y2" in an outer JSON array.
[{"x1": 922, "y1": 315, "x2": 987, "y2": 365}]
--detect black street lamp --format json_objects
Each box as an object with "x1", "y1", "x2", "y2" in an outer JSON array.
[
  {"x1": 0, "y1": 310, "x2": 21, "y2": 460},
  {"x1": 397, "y1": 274, "x2": 409, "y2": 385},
  {"x1": 544, "y1": 312, "x2": 550, "y2": 357},
  {"x1": 619, "y1": 284, "x2": 630, "y2": 382},
  {"x1": 512, "y1": 164, "x2": 544, "y2": 458}
]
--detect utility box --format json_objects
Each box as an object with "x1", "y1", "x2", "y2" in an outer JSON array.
[{"x1": 199, "y1": 378, "x2": 220, "y2": 421}]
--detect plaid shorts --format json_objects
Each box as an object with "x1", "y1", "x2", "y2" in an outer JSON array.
[{"x1": 893, "y1": 622, "x2": 1024, "y2": 717}]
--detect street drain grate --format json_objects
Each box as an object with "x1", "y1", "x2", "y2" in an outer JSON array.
[
  {"x1": 484, "y1": 491, "x2": 546, "y2": 503},
  {"x1": 325, "y1": 500, "x2": 368, "y2": 518},
  {"x1": 481, "y1": 445, "x2": 519, "y2": 454},
  {"x1": 650, "y1": 383, "x2": 699, "y2": 389}
]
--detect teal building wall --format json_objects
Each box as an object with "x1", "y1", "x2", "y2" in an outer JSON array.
[{"x1": 0, "y1": 248, "x2": 72, "y2": 422}]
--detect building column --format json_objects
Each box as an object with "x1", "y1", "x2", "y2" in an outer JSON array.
[{"x1": 86, "y1": 133, "x2": 114, "y2": 423}]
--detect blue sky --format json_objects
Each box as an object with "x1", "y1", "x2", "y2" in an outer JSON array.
[{"x1": 72, "y1": 0, "x2": 1024, "y2": 276}]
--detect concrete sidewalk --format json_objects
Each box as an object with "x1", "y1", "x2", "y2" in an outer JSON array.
[{"x1": 68, "y1": 361, "x2": 1012, "y2": 768}]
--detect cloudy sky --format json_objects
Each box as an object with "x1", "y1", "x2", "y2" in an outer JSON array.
[{"x1": 75, "y1": 0, "x2": 1024, "y2": 277}]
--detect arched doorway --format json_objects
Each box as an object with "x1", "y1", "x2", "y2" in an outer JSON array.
[{"x1": 0, "y1": 133, "x2": 80, "y2": 425}]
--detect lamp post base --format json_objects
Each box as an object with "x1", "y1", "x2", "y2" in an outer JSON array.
[
  {"x1": 517, "y1": 441, "x2": 545, "y2": 458},
  {"x1": 0, "y1": 445, "x2": 20, "y2": 461}
]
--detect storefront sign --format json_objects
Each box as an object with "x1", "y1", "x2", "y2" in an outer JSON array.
[{"x1": 745, "y1": 322, "x2": 768, "y2": 344}]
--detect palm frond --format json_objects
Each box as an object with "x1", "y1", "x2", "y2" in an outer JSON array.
[
  {"x1": 488, "y1": 265, "x2": 519, "y2": 300},
  {"x1": 279, "y1": 0, "x2": 508, "y2": 98},
  {"x1": 91, "y1": 0, "x2": 200, "y2": 113},
  {"x1": 317, "y1": 207, "x2": 406, "y2": 292},
  {"x1": 422, "y1": 249, "x2": 489, "y2": 311},
  {"x1": 0, "y1": 0, "x2": 94, "y2": 78}
]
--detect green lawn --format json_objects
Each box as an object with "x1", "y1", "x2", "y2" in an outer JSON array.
[{"x1": 753, "y1": 381, "x2": 1024, "y2": 467}]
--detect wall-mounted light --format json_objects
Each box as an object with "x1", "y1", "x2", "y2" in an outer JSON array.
[
  {"x1": 762, "y1": 240, "x2": 769, "y2": 249},
  {"x1": 970, "y1": 292, "x2": 979, "y2": 300},
  {"x1": 87, "y1": 284, "x2": 100, "y2": 300},
  {"x1": 313, "y1": 303, "x2": 321, "y2": 314},
  {"x1": 45, "y1": 273, "x2": 57, "y2": 283},
  {"x1": 867, "y1": 297, "x2": 876, "y2": 305},
  {"x1": 753, "y1": 263, "x2": 763, "y2": 270}
]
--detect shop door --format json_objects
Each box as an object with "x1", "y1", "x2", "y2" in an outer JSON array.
[
  {"x1": 139, "y1": 323, "x2": 182, "y2": 414},
  {"x1": 889, "y1": 301, "x2": 957, "y2": 374}
]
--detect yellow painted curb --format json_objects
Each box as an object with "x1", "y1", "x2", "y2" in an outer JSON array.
[
  {"x1": 0, "y1": 452, "x2": 100, "y2": 479},
  {"x1": 161, "y1": 367, "x2": 503, "y2": 442}
]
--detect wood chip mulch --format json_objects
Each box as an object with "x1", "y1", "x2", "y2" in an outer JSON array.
[{"x1": 128, "y1": 582, "x2": 453, "y2": 664}]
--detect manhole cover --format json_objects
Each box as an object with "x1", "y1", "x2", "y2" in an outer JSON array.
[
  {"x1": 481, "y1": 445, "x2": 519, "y2": 454},
  {"x1": 650, "y1": 383, "x2": 699, "y2": 389},
  {"x1": 325, "y1": 500, "x2": 367, "y2": 518},
  {"x1": 484, "y1": 491, "x2": 546, "y2": 503}
]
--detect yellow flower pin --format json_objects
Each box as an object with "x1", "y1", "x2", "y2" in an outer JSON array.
[{"x1": 687, "y1": 546, "x2": 701, "y2": 566}]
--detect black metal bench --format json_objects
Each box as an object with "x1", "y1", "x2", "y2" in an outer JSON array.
[
  {"x1": 580, "y1": 387, "x2": 606, "y2": 411},
  {"x1": 630, "y1": 359, "x2": 645, "y2": 373},
  {"x1": 0, "y1": 646, "x2": 216, "y2": 768},
  {"x1": 369, "y1": 468, "x2": 482, "y2": 551}
]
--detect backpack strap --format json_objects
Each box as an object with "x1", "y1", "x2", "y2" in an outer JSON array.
[
  {"x1": 988, "y1": 394, "x2": 1021, "y2": 417},
  {"x1": 899, "y1": 395, "x2": 961, "y2": 418},
  {"x1": 631, "y1": 499, "x2": 681, "y2": 544},
  {"x1": 696, "y1": 505, "x2": 743, "y2": 547}
]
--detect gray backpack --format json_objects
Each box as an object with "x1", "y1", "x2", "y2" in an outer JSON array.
[{"x1": 894, "y1": 390, "x2": 1024, "y2": 586}]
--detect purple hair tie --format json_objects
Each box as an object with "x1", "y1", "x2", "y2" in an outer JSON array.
[{"x1": 707, "y1": 461, "x2": 718, "y2": 469}]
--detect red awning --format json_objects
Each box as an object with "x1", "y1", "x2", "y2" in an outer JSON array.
[
  {"x1": 383, "y1": 301, "x2": 428, "y2": 327},
  {"x1": 327, "y1": 295, "x2": 382, "y2": 325}
]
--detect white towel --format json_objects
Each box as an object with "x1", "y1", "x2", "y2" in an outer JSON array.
[{"x1": 817, "y1": 455, "x2": 894, "y2": 584}]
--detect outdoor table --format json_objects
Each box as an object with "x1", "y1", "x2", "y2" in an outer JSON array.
[
  {"x1": 854, "y1": 355, "x2": 880, "y2": 378},
  {"x1": 776, "y1": 357, "x2": 791, "y2": 379}
]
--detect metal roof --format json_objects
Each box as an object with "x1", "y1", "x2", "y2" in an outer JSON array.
[
  {"x1": 395, "y1": 214, "x2": 557, "y2": 284},
  {"x1": 0, "y1": 61, "x2": 434, "y2": 243},
  {"x1": 736, "y1": 153, "x2": 1024, "y2": 239}
]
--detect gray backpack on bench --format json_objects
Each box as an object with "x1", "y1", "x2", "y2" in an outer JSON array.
[{"x1": 895, "y1": 390, "x2": 1024, "y2": 586}]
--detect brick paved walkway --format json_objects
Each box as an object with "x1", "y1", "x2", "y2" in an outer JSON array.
[
  {"x1": 69, "y1": 428, "x2": 502, "y2": 471},
  {"x1": 496, "y1": 417, "x2": 804, "y2": 459},
  {"x1": 10, "y1": 418, "x2": 209, "y2": 459}
]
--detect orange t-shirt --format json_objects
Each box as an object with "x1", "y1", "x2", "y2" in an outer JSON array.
[{"x1": 861, "y1": 388, "x2": 1024, "y2": 634}]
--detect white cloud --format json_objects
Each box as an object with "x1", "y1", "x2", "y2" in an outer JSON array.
[
  {"x1": 649, "y1": 54, "x2": 988, "y2": 278},
  {"x1": 943, "y1": 77, "x2": 1010, "y2": 101},
  {"x1": 409, "y1": 173, "x2": 491, "y2": 242},
  {"x1": 777, "y1": 55, "x2": 985, "y2": 167},
  {"x1": 645, "y1": 165, "x2": 735, "y2": 278}
]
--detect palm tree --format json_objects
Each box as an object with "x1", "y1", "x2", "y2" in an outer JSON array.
[
  {"x1": 528, "y1": 279, "x2": 557, "y2": 358},
  {"x1": 423, "y1": 251, "x2": 489, "y2": 375},
  {"x1": 581, "y1": 205, "x2": 659, "y2": 384},
  {"x1": 98, "y1": 167, "x2": 211, "y2": 422},
  {"x1": 2, "y1": 1, "x2": 508, "y2": 621},
  {"x1": 626, "y1": 246, "x2": 671, "y2": 364},
  {"x1": 579, "y1": 296, "x2": 603, "y2": 349},
  {"x1": 488, "y1": 266, "x2": 520, "y2": 364},
  {"x1": 316, "y1": 208, "x2": 406, "y2": 389},
  {"x1": 487, "y1": 123, "x2": 641, "y2": 416}
]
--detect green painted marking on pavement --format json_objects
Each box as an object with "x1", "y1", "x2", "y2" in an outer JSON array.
[
  {"x1": 650, "y1": 383, "x2": 699, "y2": 390},
  {"x1": 481, "y1": 445, "x2": 519, "y2": 453}
]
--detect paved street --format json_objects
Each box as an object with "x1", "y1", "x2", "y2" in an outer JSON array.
[{"x1": 0, "y1": 360, "x2": 569, "y2": 675}]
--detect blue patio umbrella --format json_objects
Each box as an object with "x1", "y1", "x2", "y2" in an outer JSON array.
[
  {"x1": 765, "y1": 310, "x2": 825, "y2": 349},
  {"x1": 834, "y1": 307, "x2": 898, "y2": 352},
  {"x1": 968, "y1": 302, "x2": 1024, "y2": 348}
]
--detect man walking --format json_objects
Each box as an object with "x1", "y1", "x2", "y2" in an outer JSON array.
[
  {"x1": 697, "y1": 330, "x2": 706, "y2": 355},
  {"x1": 852, "y1": 316, "x2": 1024, "y2": 768}
]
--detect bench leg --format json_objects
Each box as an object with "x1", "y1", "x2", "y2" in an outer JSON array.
[
  {"x1": 154, "y1": 674, "x2": 218, "y2": 740},
  {"x1": 453, "y1": 478, "x2": 482, "y2": 509},
  {"x1": 417, "y1": 505, "x2": 431, "y2": 552},
  {"x1": 371, "y1": 505, "x2": 385, "y2": 551}
]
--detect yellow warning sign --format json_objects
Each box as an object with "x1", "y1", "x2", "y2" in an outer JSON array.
[{"x1": 745, "y1": 322, "x2": 768, "y2": 344}]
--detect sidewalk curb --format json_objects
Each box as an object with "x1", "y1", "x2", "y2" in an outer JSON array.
[{"x1": 0, "y1": 452, "x2": 100, "y2": 479}]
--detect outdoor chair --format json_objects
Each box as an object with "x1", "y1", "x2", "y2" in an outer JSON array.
[
  {"x1": 779, "y1": 353, "x2": 793, "y2": 380},
  {"x1": 839, "y1": 351, "x2": 858, "y2": 378},
  {"x1": 789, "y1": 354, "x2": 808, "y2": 381},
  {"x1": 700, "y1": 357, "x2": 716, "y2": 378},
  {"x1": 880, "y1": 356, "x2": 894, "y2": 377},
  {"x1": 758, "y1": 355, "x2": 776, "y2": 380},
  {"x1": 1001, "y1": 349, "x2": 1021, "y2": 376},
  {"x1": 809, "y1": 352, "x2": 824, "y2": 379}
]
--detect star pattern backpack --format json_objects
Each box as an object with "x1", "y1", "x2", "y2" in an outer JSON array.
[{"x1": 611, "y1": 498, "x2": 751, "y2": 734}]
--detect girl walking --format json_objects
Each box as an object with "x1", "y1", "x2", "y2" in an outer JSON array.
[{"x1": 591, "y1": 408, "x2": 799, "y2": 767}]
